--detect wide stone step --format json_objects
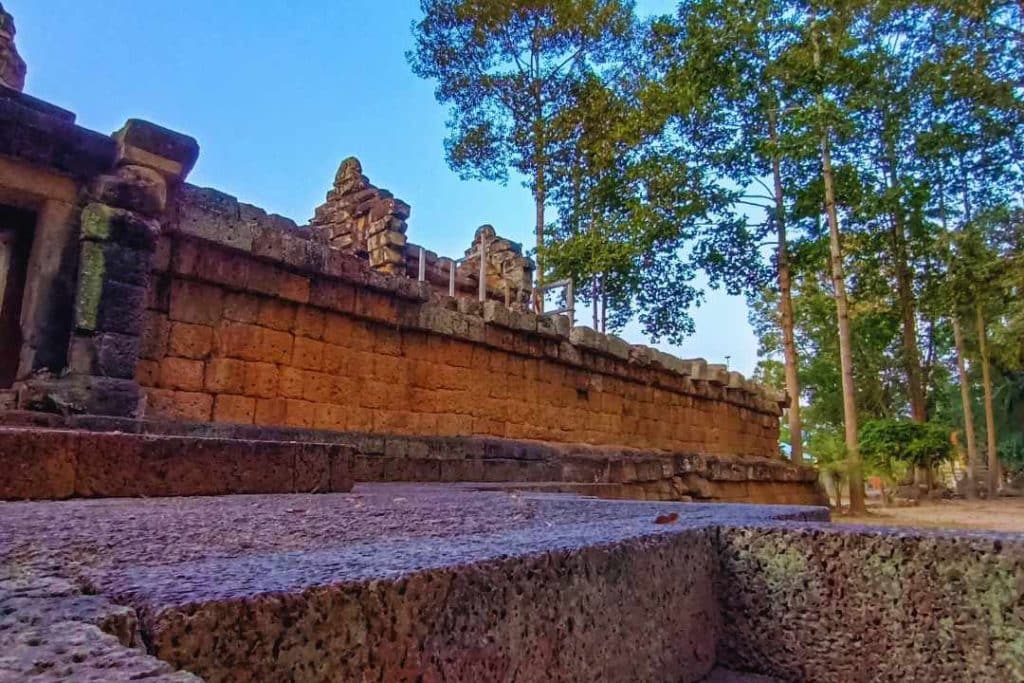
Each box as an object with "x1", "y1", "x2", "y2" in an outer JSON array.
[{"x1": 0, "y1": 426, "x2": 353, "y2": 499}]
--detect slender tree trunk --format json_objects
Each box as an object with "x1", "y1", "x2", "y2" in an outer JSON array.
[
  {"x1": 768, "y1": 110, "x2": 803, "y2": 464},
  {"x1": 975, "y1": 304, "x2": 1000, "y2": 495},
  {"x1": 813, "y1": 21, "x2": 864, "y2": 514},
  {"x1": 534, "y1": 167, "x2": 545, "y2": 287},
  {"x1": 883, "y1": 139, "x2": 927, "y2": 425},
  {"x1": 592, "y1": 274, "x2": 599, "y2": 329},
  {"x1": 822, "y1": 135, "x2": 865, "y2": 514},
  {"x1": 531, "y1": 40, "x2": 545, "y2": 288},
  {"x1": 891, "y1": 212, "x2": 930, "y2": 491},
  {"x1": 892, "y1": 219, "x2": 926, "y2": 422},
  {"x1": 952, "y1": 314, "x2": 979, "y2": 499}
]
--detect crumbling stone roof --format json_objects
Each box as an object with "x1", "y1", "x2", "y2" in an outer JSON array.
[{"x1": 0, "y1": 2, "x2": 26, "y2": 92}]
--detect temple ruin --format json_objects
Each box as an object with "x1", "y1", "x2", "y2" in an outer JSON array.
[{"x1": 0, "y1": 8, "x2": 1020, "y2": 682}]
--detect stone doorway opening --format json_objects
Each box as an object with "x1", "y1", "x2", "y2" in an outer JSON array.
[{"x1": 0, "y1": 203, "x2": 35, "y2": 387}]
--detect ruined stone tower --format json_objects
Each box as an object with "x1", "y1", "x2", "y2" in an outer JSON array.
[{"x1": 0, "y1": 3, "x2": 26, "y2": 92}]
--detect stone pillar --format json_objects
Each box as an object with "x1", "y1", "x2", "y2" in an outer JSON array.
[
  {"x1": 0, "y1": 3, "x2": 26, "y2": 92},
  {"x1": 58, "y1": 120, "x2": 197, "y2": 416},
  {"x1": 310, "y1": 157, "x2": 410, "y2": 274}
]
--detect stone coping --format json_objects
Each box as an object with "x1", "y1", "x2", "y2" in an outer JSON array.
[
  {"x1": 162, "y1": 190, "x2": 788, "y2": 417},
  {"x1": 0, "y1": 84, "x2": 116, "y2": 178}
]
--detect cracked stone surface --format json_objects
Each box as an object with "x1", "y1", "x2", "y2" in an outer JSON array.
[{"x1": 0, "y1": 484, "x2": 825, "y2": 682}]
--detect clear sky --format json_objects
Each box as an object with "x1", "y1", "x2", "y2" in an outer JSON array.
[{"x1": 9, "y1": 0, "x2": 761, "y2": 374}]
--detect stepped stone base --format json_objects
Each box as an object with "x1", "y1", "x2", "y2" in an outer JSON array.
[
  {"x1": 0, "y1": 410, "x2": 822, "y2": 504},
  {"x1": 0, "y1": 425, "x2": 354, "y2": 499}
]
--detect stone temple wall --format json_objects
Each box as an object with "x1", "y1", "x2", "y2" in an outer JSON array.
[
  {"x1": 0, "y1": 64, "x2": 818, "y2": 504},
  {"x1": 135, "y1": 183, "x2": 785, "y2": 457}
]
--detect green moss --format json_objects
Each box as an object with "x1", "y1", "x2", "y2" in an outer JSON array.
[
  {"x1": 79, "y1": 203, "x2": 115, "y2": 241},
  {"x1": 948, "y1": 559, "x2": 1024, "y2": 676},
  {"x1": 74, "y1": 241, "x2": 105, "y2": 331},
  {"x1": 862, "y1": 547, "x2": 906, "y2": 602}
]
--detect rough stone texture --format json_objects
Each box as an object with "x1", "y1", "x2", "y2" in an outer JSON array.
[
  {"x1": 1, "y1": 485, "x2": 1019, "y2": 682},
  {"x1": 0, "y1": 486, "x2": 828, "y2": 682},
  {"x1": 138, "y1": 228, "x2": 786, "y2": 459},
  {"x1": 700, "y1": 668, "x2": 780, "y2": 683},
  {"x1": 0, "y1": 426, "x2": 354, "y2": 499},
  {"x1": 0, "y1": 3, "x2": 26, "y2": 91},
  {"x1": 112, "y1": 119, "x2": 199, "y2": 181},
  {"x1": 0, "y1": 83, "x2": 116, "y2": 179},
  {"x1": 0, "y1": 410, "x2": 823, "y2": 504},
  {"x1": 310, "y1": 157, "x2": 410, "y2": 274},
  {"x1": 462, "y1": 223, "x2": 535, "y2": 308},
  {"x1": 716, "y1": 525, "x2": 1024, "y2": 682}
]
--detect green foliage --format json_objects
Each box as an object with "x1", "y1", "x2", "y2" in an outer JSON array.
[
  {"x1": 860, "y1": 419, "x2": 954, "y2": 480},
  {"x1": 408, "y1": 0, "x2": 637, "y2": 263},
  {"x1": 409, "y1": 0, "x2": 1024, "y2": 470}
]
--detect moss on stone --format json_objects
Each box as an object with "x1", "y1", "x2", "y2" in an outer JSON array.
[
  {"x1": 80, "y1": 203, "x2": 115, "y2": 242},
  {"x1": 74, "y1": 241, "x2": 106, "y2": 331}
]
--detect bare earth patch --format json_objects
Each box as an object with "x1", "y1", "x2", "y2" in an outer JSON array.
[{"x1": 834, "y1": 497, "x2": 1024, "y2": 533}]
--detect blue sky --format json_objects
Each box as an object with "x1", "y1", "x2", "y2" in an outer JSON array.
[{"x1": 9, "y1": 0, "x2": 761, "y2": 374}]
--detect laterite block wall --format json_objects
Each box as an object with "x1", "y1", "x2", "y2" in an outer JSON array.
[{"x1": 135, "y1": 186, "x2": 785, "y2": 458}]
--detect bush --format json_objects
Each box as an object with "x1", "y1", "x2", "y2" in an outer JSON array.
[{"x1": 860, "y1": 419, "x2": 953, "y2": 479}]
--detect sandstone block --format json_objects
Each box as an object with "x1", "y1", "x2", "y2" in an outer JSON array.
[
  {"x1": 158, "y1": 357, "x2": 205, "y2": 392},
  {"x1": 482, "y1": 300, "x2": 513, "y2": 328},
  {"x1": 68, "y1": 332, "x2": 140, "y2": 379},
  {"x1": 168, "y1": 322, "x2": 213, "y2": 359},
  {"x1": 213, "y1": 394, "x2": 256, "y2": 424},
  {"x1": 169, "y1": 280, "x2": 224, "y2": 326},
  {"x1": 144, "y1": 388, "x2": 212, "y2": 422},
  {"x1": 605, "y1": 335, "x2": 631, "y2": 361},
  {"x1": 80, "y1": 202, "x2": 160, "y2": 252},
  {"x1": 204, "y1": 358, "x2": 247, "y2": 394},
  {"x1": 90, "y1": 164, "x2": 167, "y2": 216},
  {"x1": 113, "y1": 118, "x2": 199, "y2": 179}
]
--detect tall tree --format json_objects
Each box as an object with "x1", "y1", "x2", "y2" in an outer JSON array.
[
  {"x1": 408, "y1": 0, "x2": 636, "y2": 284},
  {"x1": 643, "y1": 0, "x2": 807, "y2": 460}
]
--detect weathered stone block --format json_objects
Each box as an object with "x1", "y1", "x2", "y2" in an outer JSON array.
[
  {"x1": 113, "y1": 119, "x2": 199, "y2": 179},
  {"x1": 80, "y1": 203, "x2": 160, "y2": 250},
  {"x1": 68, "y1": 332, "x2": 140, "y2": 379},
  {"x1": 95, "y1": 281, "x2": 147, "y2": 335},
  {"x1": 482, "y1": 300, "x2": 513, "y2": 327},
  {"x1": 90, "y1": 164, "x2": 167, "y2": 216},
  {"x1": 0, "y1": 428, "x2": 76, "y2": 500},
  {"x1": 605, "y1": 335, "x2": 631, "y2": 361}
]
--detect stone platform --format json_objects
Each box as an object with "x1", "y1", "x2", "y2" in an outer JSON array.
[
  {"x1": 0, "y1": 411, "x2": 823, "y2": 505},
  {"x1": 0, "y1": 425, "x2": 354, "y2": 499},
  {"x1": 2, "y1": 485, "x2": 1021, "y2": 682}
]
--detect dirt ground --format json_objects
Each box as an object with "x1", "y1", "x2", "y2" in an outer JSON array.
[{"x1": 832, "y1": 497, "x2": 1024, "y2": 533}]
